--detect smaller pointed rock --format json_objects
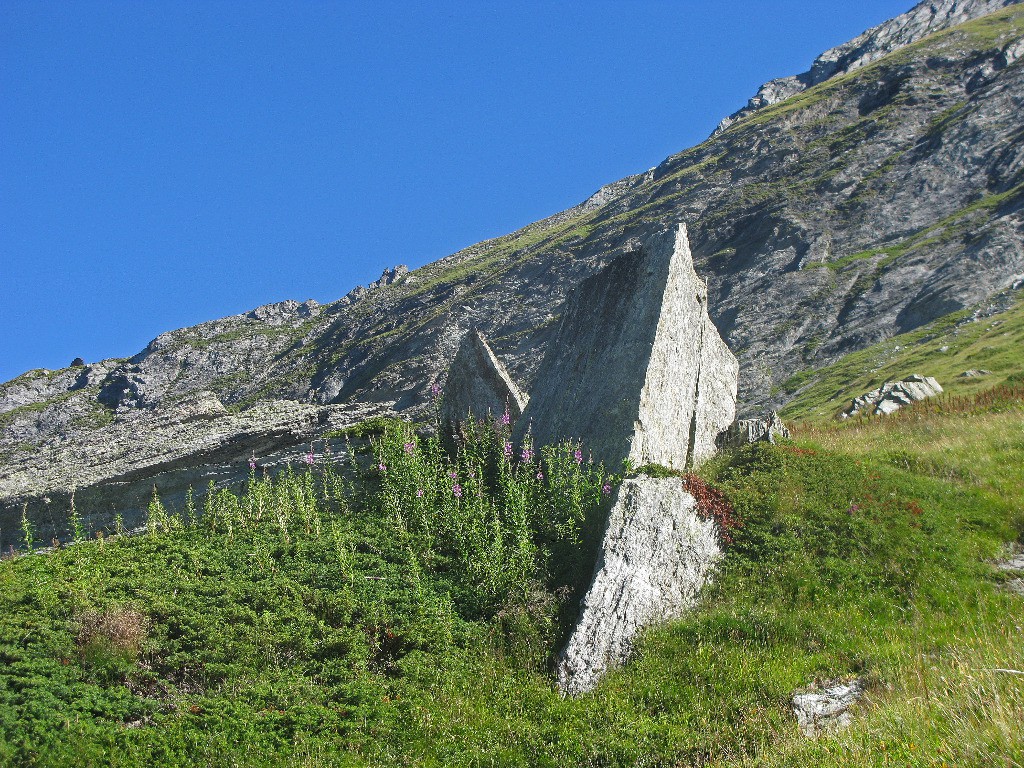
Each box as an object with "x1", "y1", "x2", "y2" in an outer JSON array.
[{"x1": 439, "y1": 329, "x2": 527, "y2": 428}]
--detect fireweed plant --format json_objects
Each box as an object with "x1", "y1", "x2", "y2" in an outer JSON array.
[{"x1": 364, "y1": 412, "x2": 618, "y2": 616}]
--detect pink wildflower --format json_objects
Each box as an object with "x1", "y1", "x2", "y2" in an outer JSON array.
[
  {"x1": 430, "y1": 382, "x2": 441, "y2": 398},
  {"x1": 574, "y1": 448, "x2": 583, "y2": 465},
  {"x1": 602, "y1": 482, "x2": 612, "y2": 495},
  {"x1": 452, "y1": 483, "x2": 462, "y2": 498},
  {"x1": 449, "y1": 470, "x2": 458, "y2": 480},
  {"x1": 416, "y1": 489, "x2": 424, "y2": 498},
  {"x1": 404, "y1": 441, "x2": 416, "y2": 454},
  {"x1": 503, "y1": 441, "x2": 513, "y2": 459},
  {"x1": 378, "y1": 463, "x2": 387, "y2": 472},
  {"x1": 249, "y1": 454, "x2": 257, "y2": 471},
  {"x1": 521, "y1": 446, "x2": 534, "y2": 462},
  {"x1": 305, "y1": 451, "x2": 315, "y2": 465},
  {"x1": 536, "y1": 471, "x2": 544, "y2": 481},
  {"x1": 500, "y1": 407, "x2": 511, "y2": 426}
]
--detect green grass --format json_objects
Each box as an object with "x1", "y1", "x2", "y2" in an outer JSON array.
[
  {"x1": 1, "y1": 385, "x2": 1022, "y2": 765},
  {"x1": 780, "y1": 289, "x2": 1024, "y2": 420}
]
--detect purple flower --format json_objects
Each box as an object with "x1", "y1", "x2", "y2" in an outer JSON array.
[
  {"x1": 249, "y1": 455, "x2": 257, "y2": 471},
  {"x1": 503, "y1": 441, "x2": 513, "y2": 459},
  {"x1": 449, "y1": 470, "x2": 458, "y2": 480},
  {"x1": 536, "y1": 471, "x2": 544, "y2": 481},
  {"x1": 452, "y1": 483, "x2": 462, "y2": 498},
  {"x1": 305, "y1": 452, "x2": 315, "y2": 466},
  {"x1": 500, "y1": 408, "x2": 511, "y2": 426},
  {"x1": 602, "y1": 482, "x2": 612, "y2": 495},
  {"x1": 378, "y1": 463, "x2": 387, "y2": 472},
  {"x1": 430, "y1": 382, "x2": 442, "y2": 399},
  {"x1": 404, "y1": 441, "x2": 416, "y2": 454},
  {"x1": 574, "y1": 449, "x2": 583, "y2": 465},
  {"x1": 521, "y1": 447, "x2": 534, "y2": 462},
  {"x1": 416, "y1": 489, "x2": 424, "y2": 498}
]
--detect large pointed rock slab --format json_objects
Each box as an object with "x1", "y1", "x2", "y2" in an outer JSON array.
[
  {"x1": 439, "y1": 329, "x2": 527, "y2": 427},
  {"x1": 517, "y1": 224, "x2": 737, "y2": 471},
  {"x1": 556, "y1": 476, "x2": 723, "y2": 695}
]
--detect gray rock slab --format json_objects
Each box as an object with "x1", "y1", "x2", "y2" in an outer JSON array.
[
  {"x1": 555, "y1": 476, "x2": 723, "y2": 695},
  {"x1": 517, "y1": 224, "x2": 738, "y2": 472},
  {"x1": 793, "y1": 678, "x2": 865, "y2": 737},
  {"x1": 439, "y1": 329, "x2": 528, "y2": 427}
]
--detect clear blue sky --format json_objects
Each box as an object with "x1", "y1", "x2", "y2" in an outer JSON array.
[{"x1": 1, "y1": 0, "x2": 912, "y2": 383}]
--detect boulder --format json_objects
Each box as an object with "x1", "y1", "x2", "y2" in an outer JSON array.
[
  {"x1": 958, "y1": 369, "x2": 992, "y2": 378},
  {"x1": 841, "y1": 374, "x2": 943, "y2": 418},
  {"x1": 439, "y1": 329, "x2": 528, "y2": 428},
  {"x1": 516, "y1": 224, "x2": 738, "y2": 472},
  {"x1": 555, "y1": 476, "x2": 723, "y2": 695},
  {"x1": 792, "y1": 678, "x2": 864, "y2": 737},
  {"x1": 718, "y1": 410, "x2": 790, "y2": 448}
]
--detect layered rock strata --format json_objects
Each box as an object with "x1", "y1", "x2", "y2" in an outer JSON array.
[
  {"x1": 555, "y1": 477, "x2": 722, "y2": 695},
  {"x1": 517, "y1": 224, "x2": 738, "y2": 472},
  {"x1": 439, "y1": 329, "x2": 528, "y2": 429}
]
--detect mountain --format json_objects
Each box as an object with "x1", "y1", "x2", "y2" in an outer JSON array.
[{"x1": 2, "y1": 0, "x2": 1023, "y2": 547}]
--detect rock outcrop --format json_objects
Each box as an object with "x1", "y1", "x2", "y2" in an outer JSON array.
[
  {"x1": 555, "y1": 477, "x2": 722, "y2": 695},
  {"x1": 517, "y1": 224, "x2": 738, "y2": 472},
  {"x1": 717, "y1": 411, "x2": 791, "y2": 449},
  {"x1": 439, "y1": 329, "x2": 528, "y2": 428},
  {"x1": 842, "y1": 374, "x2": 943, "y2": 417}
]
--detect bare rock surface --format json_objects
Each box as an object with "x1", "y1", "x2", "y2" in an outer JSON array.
[
  {"x1": 555, "y1": 476, "x2": 722, "y2": 695},
  {"x1": 792, "y1": 678, "x2": 865, "y2": 737},
  {"x1": 718, "y1": 411, "x2": 791, "y2": 449},
  {"x1": 842, "y1": 374, "x2": 943, "y2": 417},
  {"x1": 518, "y1": 224, "x2": 738, "y2": 472},
  {"x1": 439, "y1": 329, "x2": 528, "y2": 428}
]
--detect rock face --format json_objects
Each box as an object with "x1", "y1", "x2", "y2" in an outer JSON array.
[
  {"x1": 555, "y1": 477, "x2": 723, "y2": 695},
  {"x1": 717, "y1": 411, "x2": 791, "y2": 449},
  {"x1": 716, "y1": 0, "x2": 1023, "y2": 133},
  {"x1": 439, "y1": 329, "x2": 528, "y2": 428},
  {"x1": 792, "y1": 679, "x2": 865, "y2": 737},
  {"x1": 842, "y1": 374, "x2": 943, "y2": 417},
  {"x1": 517, "y1": 224, "x2": 738, "y2": 472}
]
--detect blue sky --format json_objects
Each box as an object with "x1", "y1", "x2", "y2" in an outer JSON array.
[{"x1": 1, "y1": 0, "x2": 912, "y2": 383}]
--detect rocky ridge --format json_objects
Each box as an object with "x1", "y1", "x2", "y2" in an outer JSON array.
[{"x1": 3, "y1": 0, "x2": 1024, "y2": 545}]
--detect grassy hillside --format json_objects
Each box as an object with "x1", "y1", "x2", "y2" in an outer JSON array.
[
  {"x1": 1, "y1": 365, "x2": 1022, "y2": 765},
  {"x1": 780, "y1": 289, "x2": 1024, "y2": 420}
]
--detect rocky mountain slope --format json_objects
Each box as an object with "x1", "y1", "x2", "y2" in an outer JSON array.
[{"x1": 3, "y1": 0, "x2": 1024, "y2": 546}]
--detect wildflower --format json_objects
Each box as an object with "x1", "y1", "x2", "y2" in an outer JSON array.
[
  {"x1": 403, "y1": 441, "x2": 416, "y2": 454},
  {"x1": 378, "y1": 463, "x2": 387, "y2": 472},
  {"x1": 452, "y1": 483, "x2": 462, "y2": 498},
  {"x1": 500, "y1": 407, "x2": 511, "y2": 426},
  {"x1": 249, "y1": 454, "x2": 257, "y2": 471},
  {"x1": 536, "y1": 471, "x2": 544, "y2": 481},
  {"x1": 430, "y1": 382, "x2": 442, "y2": 398},
  {"x1": 468, "y1": 470, "x2": 476, "y2": 478},
  {"x1": 449, "y1": 470, "x2": 458, "y2": 480},
  {"x1": 521, "y1": 446, "x2": 534, "y2": 462},
  {"x1": 574, "y1": 448, "x2": 583, "y2": 465},
  {"x1": 602, "y1": 482, "x2": 612, "y2": 495},
  {"x1": 503, "y1": 441, "x2": 513, "y2": 459},
  {"x1": 416, "y1": 489, "x2": 424, "y2": 498},
  {"x1": 305, "y1": 451, "x2": 315, "y2": 466}
]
